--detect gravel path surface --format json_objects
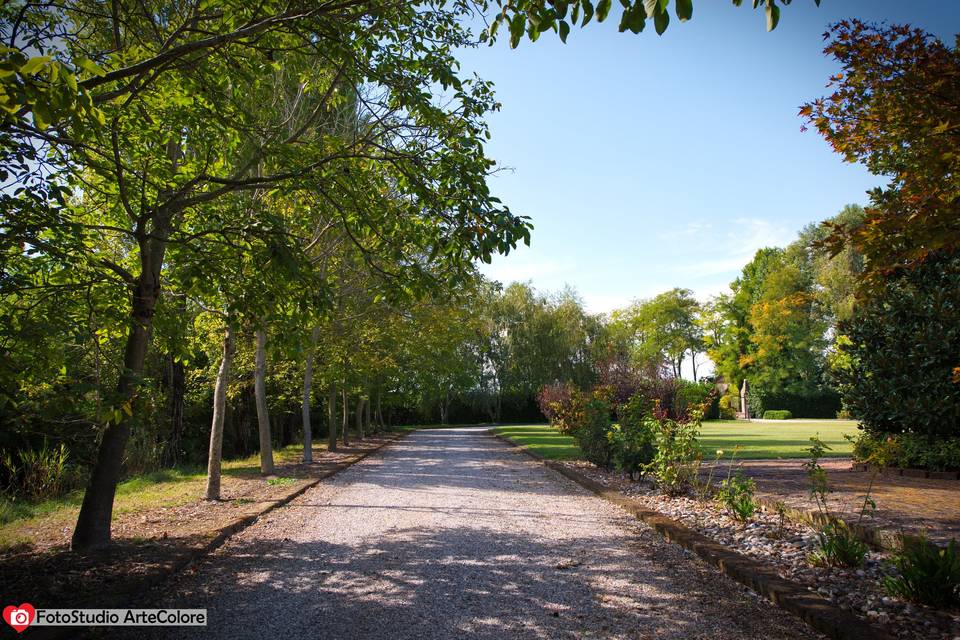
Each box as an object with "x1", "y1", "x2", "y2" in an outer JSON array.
[{"x1": 127, "y1": 428, "x2": 821, "y2": 640}]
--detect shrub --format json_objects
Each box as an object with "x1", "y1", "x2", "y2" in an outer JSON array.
[
  {"x1": 644, "y1": 410, "x2": 703, "y2": 496},
  {"x1": 883, "y1": 537, "x2": 960, "y2": 608},
  {"x1": 808, "y1": 519, "x2": 869, "y2": 568},
  {"x1": 537, "y1": 382, "x2": 585, "y2": 434},
  {"x1": 762, "y1": 410, "x2": 792, "y2": 420},
  {"x1": 715, "y1": 469, "x2": 757, "y2": 521},
  {"x1": 718, "y1": 394, "x2": 737, "y2": 420},
  {"x1": 676, "y1": 380, "x2": 719, "y2": 420},
  {"x1": 1, "y1": 441, "x2": 71, "y2": 501},
  {"x1": 750, "y1": 388, "x2": 841, "y2": 419},
  {"x1": 571, "y1": 392, "x2": 614, "y2": 468},
  {"x1": 834, "y1": 252, "x2": 960, "y2": 439},
  {"x1": 851, "y1": 432, "x2": 960, "y2": 471},
  {"x1": 804, "y1": 436, "x2": 875, "y2": 569},
  {"x1": 608, "y1": 397, "x2": 656, "y2": 480}
]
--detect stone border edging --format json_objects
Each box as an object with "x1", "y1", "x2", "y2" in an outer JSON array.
[
  {"x1": 43, "y1": 433, "x2": 407, "y2": 640},
  {"x1": 489, "y1": 430, "x2": 895, "y2": 640}
]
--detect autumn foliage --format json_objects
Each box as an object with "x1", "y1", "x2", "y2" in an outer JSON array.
[{"x1": 801, "y1": 21, "x2": 960, "y2": 277}]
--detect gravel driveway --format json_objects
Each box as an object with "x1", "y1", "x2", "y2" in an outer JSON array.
[{"x1": 128, "y1": 427, "x2": 820, "y2": 640}]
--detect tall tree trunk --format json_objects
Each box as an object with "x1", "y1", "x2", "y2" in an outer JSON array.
[
  {"x1": 376, "y1": 387, "x2": 383, "y2": 429},
  {"x1": 205, "y1": 324, "x2": 234, "y2": 500},
  {"x1": 440, "y1": 388, "x2": 450, "y2": 425},
  {"x1": 356, "y1": 395, "x2": 365, "y2": 440},
  {"x1": 364, "y1": 386, "x2": 372, "y2": 435},
  {"x1": 691, "y1": 350, "x2": 699, "y2": 382},
  {"x1": 341, "y1": 387, "x2": 350, "y2": 446},
  {"x1": 72, "y1": 230, "x2": 168, "y2": 551},
  {"x1": 255, "y1": 328, "x2": 274, "y2": 475},
  {"x1": 301, "y1": 327, "x2": 320, "y2": 463},
  {"x1": 165, "y1": 355, "x2": 186, "y2": 466},
  {"x1": 327, "y1": 383, "x2": 338, "y2": 452}
]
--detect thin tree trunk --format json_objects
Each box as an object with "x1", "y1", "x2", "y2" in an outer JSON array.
[
  {"x1": 440, "y1": 388, "x2": 450, "y2": 425},
  {"x1": 364, "y1": 387, "x2": 372, "y2": 435},
  {"x1": 72, "y1": 236, "x2": 167, "y2": 550},
  {"x1": 341, "y1": 387, "x2": 350, "y2": 446},
  {"x1": 255, "y1": 328, "x2": 274, "y2": 475},
  {"x1": 376, "y1": 388, "x2": 383, "y2": 429},
  {"x1": 327, "y1": 383, "x2": 338, "y2": 452},
  {"x1": 165, "y1": 355, "x2": 186, "y2": 466},
  {"x1": 356, "y1": 395, "x2": 365, "y2": 440},
  {"x1": 301, "y1": 327, "x2": 320, "y2": 463},
  {"x1": 205, "y1": 324, "x2": 234, "y2": 500}
]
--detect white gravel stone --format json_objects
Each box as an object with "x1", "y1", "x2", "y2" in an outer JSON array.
[{"x1": 121, "y1": 428, "x2": 824, "y2": 639}]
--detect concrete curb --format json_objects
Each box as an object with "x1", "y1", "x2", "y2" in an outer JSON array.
[
  {"x1": 489, "y1": 430, "x2": 895, "y2": 640},
  {"x1": 43, "y1": 433, "x2": 406, "y2": 640}
]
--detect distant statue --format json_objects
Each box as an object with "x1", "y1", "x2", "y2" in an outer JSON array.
[{"x1": 740, "y1": 379, "x2": 750, "y2": 420}]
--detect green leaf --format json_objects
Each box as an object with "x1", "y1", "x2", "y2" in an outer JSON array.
[
  {"x1": 582, "y1": 0, "x2": 595, "y2": 25},
  {"x1": 509, "y1": 13, "x2": 526, "y2": 48},
  {"x1": 596, "y1": 0, "x2": 612, "y2": 22},
  {"x1": 20, "y1": 56, "x2": 51, "y2": 76},
  {"x1": 559, "y1": 20, "x2": 571, "y2": 43},
  {"x1": 766, "y1": 1, "x2": 780, "y2": 31},
  {"x1": 676, "y1": 0, "x2": 693, "y2": 21},
  {"x1": 76, "y1": 57, "x2": 106, "y2": 77},
  {"x1": 654, "y1": 7, "x2": 670, "y2": 34},
  {"x1": 619, "y1": 6, "x2": 646, "y2": 33}
]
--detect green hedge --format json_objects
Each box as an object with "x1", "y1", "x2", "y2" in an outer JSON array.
[
  {"x1": 749, "y1": 389, "x2": 842, "y2": 419},
  {"x1": 762, "y1": 410, "x2": 792, "y2": 420},
  {"x1": 851, "y1": 432, "x2": 960, "y2": 472}
]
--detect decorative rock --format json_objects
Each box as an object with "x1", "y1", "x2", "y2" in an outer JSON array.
[{"x1": 557, "y1": 460, "x2": 958, "y2": 640}]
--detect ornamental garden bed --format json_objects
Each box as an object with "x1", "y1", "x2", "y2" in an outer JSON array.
[{"x1": 556, "y1": 459, "x2": 960, "y2": 640}]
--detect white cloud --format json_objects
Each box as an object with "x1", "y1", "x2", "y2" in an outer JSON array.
[{"x1": 673, "y1": 217, "x2": 795, "y2": 279}]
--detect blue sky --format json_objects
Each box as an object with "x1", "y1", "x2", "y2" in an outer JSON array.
[{"x1": 463, "y1": 1, "x2": 958, "y2": 313}]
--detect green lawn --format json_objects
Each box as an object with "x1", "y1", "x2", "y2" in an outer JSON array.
[
  {"x1": 493, "y1": 419, "x2": 859, "y2": 462},
  {"x1": 0, "y1": 443, "x2": 318, "y2": 549},
  {"x1": 700, "y1": 419, "x2": 857, "y2": 459},
  {"x1": 491, "y1": 425, "x2": 581, "y2": 460}
]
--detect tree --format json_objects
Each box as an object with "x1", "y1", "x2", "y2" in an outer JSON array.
[
  {"x1": 613, "y1": 288, "x2": 702, "y2": 379},
  {"x1": 834, "y1": 252, "x2": 960, "y2": 438},
  {"x1": 1, "y1": 2, "x2": 530, "y2": 550},
  {"x1": 798, "y1": 205, "x2": 865, "y2": 325},
  {"x1": 487, "y1": 0, "x2": 815, "y2": 47},
  {"x1": 743, "y1": 248, "x2": 826, "y2": 395},
  {"x1": 802, "y1": 21, "x2": 960, "y2": 278},
  {"x1": 481, "y1": 283, "x2": 597, "y2": 419}
]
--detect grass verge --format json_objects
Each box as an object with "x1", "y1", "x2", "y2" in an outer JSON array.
[
  {"x1": 493, "y1": 419, "x2": 858, "y2": 462},
  {"x1": 491, "y1": 425, "x2": 580, "y2": 460},
  {"x1": 0, "y1": 443, "x2": 318, "y2": 550}
]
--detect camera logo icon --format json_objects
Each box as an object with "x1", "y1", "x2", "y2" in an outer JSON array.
[{"x1": 3, "y1": 603, "x2": 35, "y2": 633}]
